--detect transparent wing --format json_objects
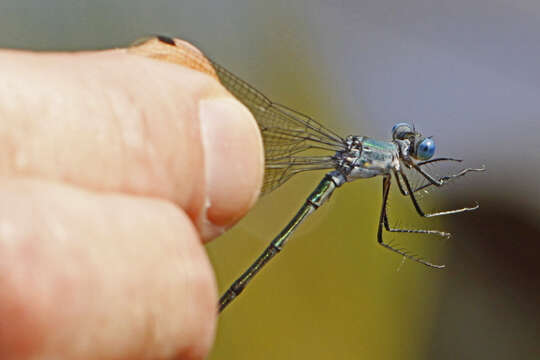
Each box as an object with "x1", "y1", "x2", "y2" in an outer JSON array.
[
  {"x1": 210, "y1": 61, "x2": 344, "y2": 194},
  {"x1": 129, "y1": 36, "x2": 344, "y2": 194}
]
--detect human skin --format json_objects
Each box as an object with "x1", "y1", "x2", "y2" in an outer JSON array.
[{"x1": 0, "y1": 39, "x2": 264, "y2": 359}]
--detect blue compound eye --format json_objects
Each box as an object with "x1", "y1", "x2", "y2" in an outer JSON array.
[
  {"x1": 392, "y1": 122, "x2": 413, "y2": 140},
  {"x1": 416, "y1": 138, "x2": 435, "y2": 160}
]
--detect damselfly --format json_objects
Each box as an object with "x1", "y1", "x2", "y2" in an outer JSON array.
[{"x1": 130, "y1": 36, "x2": 485, "y2": 313}]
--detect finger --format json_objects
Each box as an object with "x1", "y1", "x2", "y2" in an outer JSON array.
[
  {"x1": 0, "y1": 178, "x2": 216, "y2": 360},
  {"x1": 0, "y1": 42, "x2": 264, "y2": 241}
]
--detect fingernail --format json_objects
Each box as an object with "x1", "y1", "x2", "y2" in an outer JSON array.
[{"x1": 199, "y1": 98, "x2": 263, "y2": 239}]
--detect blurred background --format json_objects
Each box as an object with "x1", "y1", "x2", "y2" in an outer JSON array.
[{"x1": 1, "y1": 0, "x2": 538, "y2": 359}]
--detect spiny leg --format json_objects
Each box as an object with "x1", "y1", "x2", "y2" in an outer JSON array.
[
  {"x1": 410, "y1": 164, "x2": 485, "y2": 194},
  {"x1": 384, "y1": 212, "x2": 451, "y2": 238},
  {"x1": 395, "y1": 159, "x2": 485, "y2": 196},
  {"x1": 384, "y1": 174, "x2": 450, "y2": 238},
  {"x1": 411, "y1": 160, "x2": 485, "y2": 188},
  {"x1": 398, "y1": 169, "x2": 479, "y2": 218},
  {"x1": 377, "y1": 175, "x2": 445, "y2": 268}
]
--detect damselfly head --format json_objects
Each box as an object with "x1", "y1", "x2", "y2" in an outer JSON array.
[{"x1": 392, "y1": 122, "x2": 435, "y2": 160}]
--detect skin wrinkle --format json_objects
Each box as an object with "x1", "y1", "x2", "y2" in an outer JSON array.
[
  {"x1": 4, "y1": 80, "x2": 29, "y2": 176},
  {"x1": 150, "y1": 212, "x2": 186, "y2": 359},
  {"x1": 165, "y1": 73, "x2": 207, "y2": 239},
  {"x1": 2, "y1": 79, "x2": 17, "y2": 174},
  {"x1": 95, "y1": 69, "x2": 134, "y2": 192},
  {"x1": 106, "y1": 82, "x2": 129, "y2": 192},
  {"x1": 0, "y1": 117, "x2": 16, "y2": 175},
  {"x1": 127, "y1": 212, "x2": 165, "y2": 360},
  {"x1": 172, "y1": 252, "x2": 197, "y2": 360},
  {"x1": 156, "y1": 63, "x2": 204, "y2": 209},
  {"x1": 170, "y1": 230, "x2": 216, "y2": 360},
  {"x1": 51, "y1": 88, "x2": 67, "y2": 184},
  {"x1": 113, "y1": 87, "x2": 149, "y2": 192},
  {"x1": 44, "y1": 75, "x2": 68, "y2": 182},
  {"x1": 43, "y1": 64, "x2": 90, "y2": 185},
  {"x1": 115, "y1": 92, "x2": 129, "y2": 192},
  {"x1": 160, "y1": 202, "x2": 216, "y2": 360},
  {"x1": 139, "y1": 98, "x2": 158, "y2": 194},
  {"x1": 152, "y1": 72, "x2": 194, "y2": 208},
  {"x1": 139, "y1": 79, "x2": 167, "y2": 194}
]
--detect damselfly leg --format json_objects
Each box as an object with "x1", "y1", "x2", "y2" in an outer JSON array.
[
  {"x1": 378, "y1": 175, "x2": 447, "y2": 268},
  {"x1": 397, "y1": 169, "x2": 480, "y2": 218},
  {"x1": 397, "y1": 158, "x2": 486, "y2": 195}
]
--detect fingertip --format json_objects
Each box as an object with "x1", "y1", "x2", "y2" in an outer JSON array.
[
  {"x1": 128, "y1": 36, "x2": 265, "y2": 240},
  {"x1": 198, "y1": 97, "x2": 264, "y2": 241}
]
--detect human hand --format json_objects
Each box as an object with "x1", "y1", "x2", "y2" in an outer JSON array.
[{"x1": 0, "y1": 37, "x2": 263, "y2": 359}]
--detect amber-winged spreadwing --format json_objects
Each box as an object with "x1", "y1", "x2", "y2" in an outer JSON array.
[{"x1": 130, "y1": 35, "x2": 485, "y2": 313}]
